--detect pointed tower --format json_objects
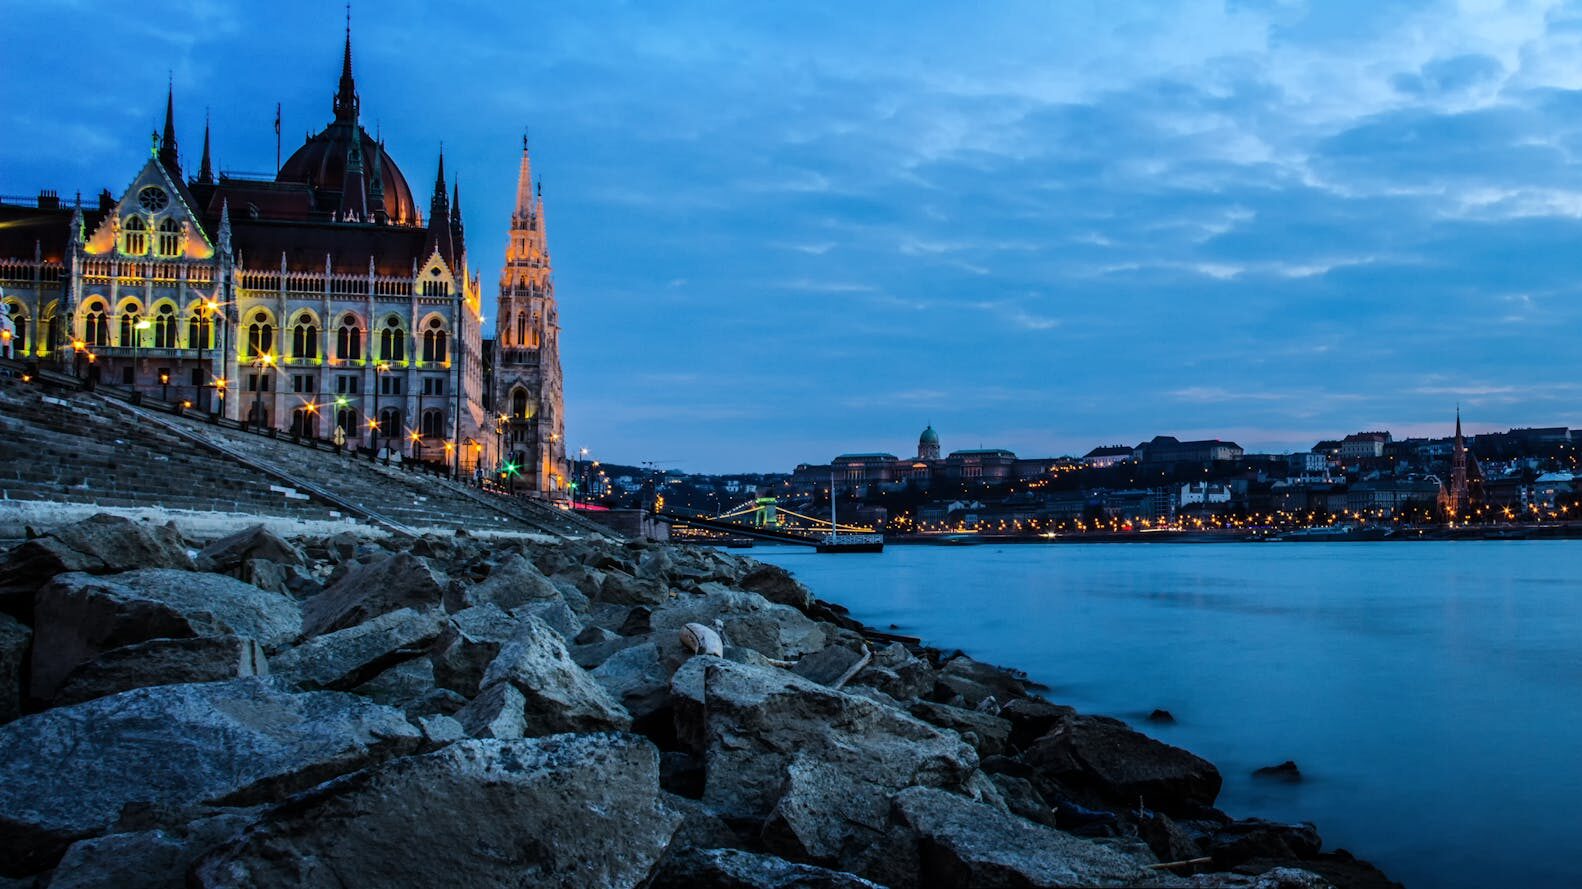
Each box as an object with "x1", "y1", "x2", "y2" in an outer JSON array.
[
  {"x1": 1447, "y1": 406, "x2": 1471, "y2": 519},
  {"x1": 333, "y1": 9, "x2": 359, "y2": 124},
  {"x1": 196, "y1": 111, "x2": 214, "y2": 186},
  {"x1": 423, "y1": 151, "x2": 454, "y2": 265},
  {"x1": 450, "y1": 180, "x2": 465, "y2": 267},
  {"x1": 368, "y1": 138, "x2": 386, "y2": 223},
  {"x1": 339, "y1": 130, "x2": 369, "y2": 222},
  {"x1": 159, "y1": 83, "x2": 181, "y2": 180},
  {"x1": 494, "y1": 134, "x2": 568, "y2": 496}
]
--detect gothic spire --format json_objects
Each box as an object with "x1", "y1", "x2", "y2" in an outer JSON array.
[
  {"x1": 197, "y1": 110, "x2": 214, "y2": 185},
  {"x1": 368, "y1": 138, "x2": 386, "y2": 223},
  {"x1": 424, "y1": 149, "x2": 454, "y2": 265},
  {"x1": 333, "y1": 6, "x2": 359, "y2": 123},
  {"x1": 340, "y1": 130, "x2": 368, "y2": 222},
  {"x1": 159, "y1": 80, "x2": 181, "y2": 179},
  {"x1": 513, "y1": 132, "x2": 535, "y2": 226},
  {"x1": 218, "y1": 198, "x2": 233, "y2": 256},
  {"x1": 450, "y1": 179, "x2": 465, "y2": 261}
]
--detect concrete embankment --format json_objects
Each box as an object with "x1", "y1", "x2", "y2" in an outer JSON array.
[{"x1": 0, "y1": 513, "x2": 1399, "y2": 887}]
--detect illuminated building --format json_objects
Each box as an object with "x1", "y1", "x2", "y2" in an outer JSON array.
[
  {"x1": 492, "y1": 138, "x2": 568, "y2": 496},
  {"x1": 0, "y1": 22, "x2": 493, "y2": 472}
]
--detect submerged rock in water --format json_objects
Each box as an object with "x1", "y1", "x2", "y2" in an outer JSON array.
[{"x1": 1253, "y1": 760, "x2": 1303, "y2": 782}]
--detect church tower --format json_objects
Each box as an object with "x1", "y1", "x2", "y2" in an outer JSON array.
[
  {"x1": 494, "y1": 136, "x2": 568, "y2": 496},
  {"x1": 1442, "y1": 406, "x2": 1471, "y2": 519}
]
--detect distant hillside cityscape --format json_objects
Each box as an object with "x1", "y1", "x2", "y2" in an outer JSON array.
[{"x1": 578, "y1": 416, "x2": 1580, "y2": 533}]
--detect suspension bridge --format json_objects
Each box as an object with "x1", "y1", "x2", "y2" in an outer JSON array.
[{"x1": 654, "y1": 496, "x2": 884, "y2": 552}]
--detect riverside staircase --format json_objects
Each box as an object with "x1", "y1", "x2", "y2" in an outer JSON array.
[{"x1": 0, "y1": 366, "x2": 610, "y2": 540}]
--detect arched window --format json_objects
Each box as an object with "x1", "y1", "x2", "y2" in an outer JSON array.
[
  {"x1": 421, "y1": 317, "x2": 447, "y2": 364},
  {"x1": 121, "y1": 217, "x2": 147, "y2": 255},
  {"x1": 153, "y1": 304, "x2": 178, "y2": 348},
  {"x1": 515, "y1": 312, "x2": 527, "y2": 348},
  {"x1": 511, "y1": 388, "x2": 529, "y2": 419},
  {"x1": 379, "y1": 317, "x2": 405, "y2": 362},
  {"x1": 336, "y1": 407, "x2": 359, "y2": 438},
  {"x1": 378, "y1": 407, "x2": 402, "y2": 436},
  {"x1": 7, "y1": 307, "x2": 27, "y2": 354},
  {"x1": 421, "y1": 408, "x2": 445, "y2": 438},
  {"x1": 119, "y1": 305, "x2": 143, "y2": 347},
  {"x1": 187, "y1": 307, "x2": 212, "y2": 350},
  {"x1": 83, "y1": 299, "x2": 109, "y2": 346},
  {"x1": 292, "y1": 316, "x2": 319, "y2": 360},
  {"x1": 336, "y1": 315, "x2": 361, "y2": 361},
  {"x1": 246, "y1": 313, "x2": 275, "y2": 359},
  {"x1": 290, "y1": 407, "x2": 316, "y2": 438},
  {"x1": 156, "y1": 218, "x2": 180, "y2": 257}
]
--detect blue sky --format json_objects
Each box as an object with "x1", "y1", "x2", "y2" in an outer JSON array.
[{"x1": 6, "y1": 1, "x2": 1582, "y2": 472}]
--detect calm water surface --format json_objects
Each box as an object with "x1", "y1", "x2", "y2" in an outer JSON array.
[{"x1": 751, "y1": 541, "x2": 1582, "y2": 889}]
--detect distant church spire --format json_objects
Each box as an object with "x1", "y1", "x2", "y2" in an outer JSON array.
[
  {"x1": 197, "y1": 109, "x2": 214, "y2": 185},
  {"x1": 159, "y1": 80, "x2": 181, "y2": 179},
  {"x1": 513, "y1": 132, "x2": 535, "y2": 228},
  {"x1": 333, "y1": 5, "x2": 359, "y2": 123}
]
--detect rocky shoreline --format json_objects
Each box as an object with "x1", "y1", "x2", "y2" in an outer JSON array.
[{"x1": 0, "y1": 514, "x2": 1400, "y2": 888}]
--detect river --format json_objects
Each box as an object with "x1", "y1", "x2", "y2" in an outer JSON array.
[{"x1": 750, "y1": 541, "x2": 1582, "y2": 888}]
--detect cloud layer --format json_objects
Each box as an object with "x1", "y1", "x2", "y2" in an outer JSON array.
[{"x1": 7, "y1": 1, "x2": 1582, "y2": 470}]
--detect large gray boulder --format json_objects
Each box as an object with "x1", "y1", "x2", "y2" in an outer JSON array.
[
  {"x1": 270, "y1": 608, "x2": 445, "y2": 692},
  {"x1": 448, "y1": 552, "x2": 562, "y2": 612},
  {"x1": 1022, "y1": 714, "x2": 1222, "y2": 816},
  {"x1": 453, "y1": 681, "x2": 530, "y2": 739},
  {"x1": 591, "y1": 641, "x2": 670, "y2": 721},
  {"x1": 650, "y1": 848, "x2": 884, "y2": 889},
  {"x1": 650, "y1": 585, "x2": 825, "y2": 666},
  {"x1": 48, "y1": 812, "x2": 255, "y2": 889},
  {"x1": 0, "y1": 614, "x2": 28, "y2": 723},
  {"x1": 0, "y1": 678, "x2": 420, "y2": 876},
  {"x1": 737, "y1": 562, "x2": 814, "y2": 610},
  {"x1": 54, "y1": 635, "x2": 268, "y2": 706},
  {"x1": 300, "y1": 552, "x2": 445, "y2": 637},
  {"x1": 196, "y1": 525, "x2": 307, "y2": 574},
  {"x1": 886, "y1": 786, "x2": 1152, "y2": 887},
  {"x1": 479, "y1": 615, "x2": 631, "y2": 735},
  {"x1": 430, "y1": 603, "x2": 519, "y2": 697},
  {"x1": 695, "y1": 658, "x2": 980, "y2": 864},
  {"x1": 31, "y1": 570, "x2": 302, "y2": 700},
  {"x1": 193, "y1": 734, "x2": 681, "y2": 889},
  {"x1": 0, "y1": 515, "x2": 192, "y2": 607},
  {"x1": 909, "y1": 700, "x2": 1013, "y2": 757}
]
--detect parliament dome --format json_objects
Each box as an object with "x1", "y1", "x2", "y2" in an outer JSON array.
[{"x1": 277, "y1": 123, "x2": 417, "y2": 225}]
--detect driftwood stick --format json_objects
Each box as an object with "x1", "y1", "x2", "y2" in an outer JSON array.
[
  {"x1": 1143, "y1": 857, "x2": 1213, "y2": 870},
  {"x1": 830, "y1": 644, "x2": 873, "y2": 690}
]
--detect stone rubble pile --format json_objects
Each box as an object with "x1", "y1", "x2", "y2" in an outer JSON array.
[{"x1": 0, "y1": 514, "x2": 1400, "y2": 888}]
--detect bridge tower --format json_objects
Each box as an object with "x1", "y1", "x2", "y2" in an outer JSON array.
[{"x1": 493, "y1": 136, "x2": 568, "y2": 496}]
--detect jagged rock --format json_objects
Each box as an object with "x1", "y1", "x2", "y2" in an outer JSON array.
[
  {"x1": 935, "y1": 655, "x2": 1028, "y2": 707},
  {"x1": 670, "y1": 655, "x2": 711, "y2": 754},
  {"x1": 453, "y1": 681, "x2": 529, "y2": 739},
  {"x1": 600, "y1": 569, "x2": 668, "y2": 605},
  {"x1": 0, "y1": 678, "x2": 420, "y2": 876},
  {"x1": 1210, "y1": 819, "x2": 1323, "y2": 867},
  {"x1": 351, "y1": 658, "x2": 436, "y2": 708},
  {"x1": 48, "y1": 812, "x2": 255, "y2": 889},
  {"x1": 196, "y1": 526, "x2": 306, "y2": 575},
  {"x1": 695, "y1": 658, "x2": 979, "y2": 863},
  {"x1": 270, "y1": 608, "x2": 445, "y2": 692},
  {"x1": 886, "y1": 786, "x2": 1151, "y2": 888},
  {"x1": 515, "y1": 596, "x2": 580, "y2": 641},
  {"x1": 591, "y1": 641, "x2": 670, "y2": 721},
  {"x1": 852, "y1": 642, "x2": 934, "y2": 702},
  {"x1": 430, "y1": 603, "x2": 518, "y2": 697},
  {"x1": 415, "y1": 713, "x2": 466, "y2": 745},
  {"x1": 909, "y1": 700, "x2": 1012, "y2": 756},
  {"x1": 792, "y1": 643, "x2": 868, "y2": 687},
  {"x1": 1193, "y1": 868, "x2": 1335, "y2": 888},
  {"x1": 999, "y1": 697, "x2": 1076, "y2": 751},
  {"x1": 1023, "y1": 714, "x2": 1222, "y2": 816},
  {"x1": 635, "y1": 547, "x2": 675, "y2": 586},
  {"x1": 553, "y1": 565, "x2": 607, "y2": 603},
  {"x1": 446, "y1": 553, "x2": 561, "y2": 612},
  {"x1": 1138, "y1": 810, "x2": 1203, "y2": 864},
  {"x1": 988, "y1": 772, "x2": 1058, "y2": 827},
  {"x1": 0, "y1": 515, "x2": 192, "y2": 612},
  {"x1": 651, "y1": 848, "x2": 884, "y2": 889},
  {"x1": 1253, "y1": 760, "x2": 1302, "y2": 782},
  {"x1": 569, "y1": 631, "x2": 644, "y2": 669},
  {"x1": 192, "y1": 734, "x2": 681, "y2": 889},
  {"x1": 650, "y1": 585, "x2": 825, "y2": 666},
  {"x1": 54, "y1": 635, "x2": 267, "y2": 706},
  {"x1": 480, "y1": 614, "x2": 631, "y2": 735},
  {"x1": 575, "y1": 624, "x2": 619, "y2": 645},
  {"x1": 31, "y1": 570, "x2": 302, "y2": 701},
  {"x1": 0, "y1": 615, "x2": 28, "y2": 723},
  {"x1": 300, "y1": 553, "x2": 445, "y2": 637},
  {"x1": 1149, "y1": 708, "x2": 1176, "y2": 724},
  {"x1": 737, "y1": 562, "x2": 813, "y2": 610}
]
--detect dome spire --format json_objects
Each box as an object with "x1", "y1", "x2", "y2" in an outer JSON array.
[{"x1": 333, "y1": 4, "x2": 359, "y2": 123}]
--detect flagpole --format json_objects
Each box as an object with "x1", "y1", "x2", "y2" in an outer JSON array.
[{"x1": 274, "y1": 103, "x2": 281, "y2": 174}]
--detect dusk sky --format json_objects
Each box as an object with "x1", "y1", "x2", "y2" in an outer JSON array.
[{"x1": 6, "y1": 1, "x2": 1582, "y2": 472}]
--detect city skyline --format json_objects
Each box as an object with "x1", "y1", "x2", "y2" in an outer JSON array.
[{"x1": 7, "y1": 2, "x2": 1582, "y2": 471}]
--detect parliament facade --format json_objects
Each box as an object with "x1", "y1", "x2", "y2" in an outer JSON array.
[{"x1": 0, "y1": 25, "x2": 569, "y2": 495}]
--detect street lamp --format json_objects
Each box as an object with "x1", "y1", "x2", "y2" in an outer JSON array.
[
  {"x1": 410, "y1": 429, "x2": 422, "y2": 466},
  {"x1": 371, "y1": 361, "x2": 390, "y2": 462},
  {"x1": 158, "y1": 370, "x2": 170, "y2": 401},
  {"x1": 199, "y1": 299, "x2": 219, "y2": 413}
]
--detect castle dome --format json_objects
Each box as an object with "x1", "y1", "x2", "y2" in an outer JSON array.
[
  {"x1": 277, "y1": 124, "x2": 417, "y2": 224},
  {"x1": 919, "y1": 424, "x2": 939, "y2": 446}
]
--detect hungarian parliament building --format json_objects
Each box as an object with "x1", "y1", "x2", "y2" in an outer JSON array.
[{"x1": 0, "y1": 25, "x2": 568, "y2": 496}]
